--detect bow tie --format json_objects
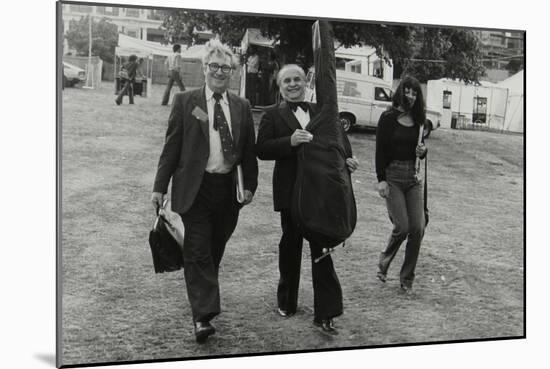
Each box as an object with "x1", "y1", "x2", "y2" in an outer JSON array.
[{"x1": 287, "y1": 101, "x2": 309, "y2": 112}]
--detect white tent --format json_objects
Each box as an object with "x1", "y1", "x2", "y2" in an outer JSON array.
[
  {"x1": 426, "y1": 78, "x2": 509, "y2": 130},
  {"x1": 117, "y1": 33, "x2": 209, "y2": 59},
  {"x1": 115, "y1": 34, "x2": 209, "y2": 95},
  {"x1": 240, "y1": 28, "x2": 276, "y2": 54},
  {"x1": 497, "y1": 70, "x2": 524, "y2": 133},
  {"x1": 117, "y1": 33, "x2": 172, "y2": 56}
]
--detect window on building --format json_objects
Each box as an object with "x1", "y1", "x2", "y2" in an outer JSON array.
[
  {"x1": 147, "y1": 9, "x2": 163, "y2": 20},
  {"x1": 70, "y1": 5, "x2": 92, "y2": 13},
  {"x1": 350, "y1": 63, "x2": 362, "y2": 74},
  {"x1": 125, "y1": 8, "x2": 140, "y2": 17},
  {"x1": 335, "y1": 57, "x2": 352, "y2": 71},
  {"x1": 473, "y1": 96, "x2": 487, "y2": 123},
  {"x1": 443, "y1": 91, "x2": 452, "y2": 109},
  {"x1": 96, "y1": 6, "x2": 119, "y2": 16},
  {"x1": 126, "y1": 29, "x2": 139, "y2": 38}
]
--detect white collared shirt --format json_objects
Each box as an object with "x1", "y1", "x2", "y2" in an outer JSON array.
[
  {"x1": 165, "y1": 53, "x2": 182, "y2": 71},
  {"x1": 205, "y1": 85, "x2": 233, "y2": 174},
  {"x1": 293, "y1": 105, "x2": 310, "y2": 129}
]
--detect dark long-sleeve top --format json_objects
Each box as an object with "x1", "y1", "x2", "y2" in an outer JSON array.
[
  {"x1": 122, "y1": 60, "x2": 138, "y2": 81},
  {"x1": 375, "y1": 108, "x2": 426, "y2": 182}
]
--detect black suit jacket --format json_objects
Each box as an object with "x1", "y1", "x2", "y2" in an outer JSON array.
[
  {"x1": 153, "y1": 87, "x2": 258, "y2": 214},
  {"x1": 256, "y1": 101, "x2": 352, "y2": 211}
]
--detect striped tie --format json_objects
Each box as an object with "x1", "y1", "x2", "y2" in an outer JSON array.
[{"x1": 213, "y1": 92, "x2": 237, "y2": 164}]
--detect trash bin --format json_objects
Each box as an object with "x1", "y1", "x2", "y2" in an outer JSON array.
[
  {"x1": 133, "y1": 79, "x2": 143, "y2": 96},
  {"x1": 451, "y1": 112, "x2": 458, "y2": 129},
  {"x1": 134, "y1": 78, "x2": 147, "y2": 97}
]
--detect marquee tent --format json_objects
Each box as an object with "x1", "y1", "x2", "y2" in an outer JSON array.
[
  {"x1": 426, "y1": 78, "x2": 509, "y2": 130},
  {"x1": 497, "y1": 70, "x2": 524, "y2": 133},
  {"x1": 114, "y1": 34, "x2": 208, "y2": 95}
]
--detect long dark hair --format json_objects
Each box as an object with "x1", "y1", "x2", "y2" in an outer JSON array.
[{"x1": 392, "y1": 75, "x2": 426, "y2": 126}]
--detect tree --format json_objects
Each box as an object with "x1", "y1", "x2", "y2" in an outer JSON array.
[
  {"x1": 505, "y1": 58, "x2": 523, "y2": 75},
  {"x1": 160, "y1": 10, "x2": 314, "y2": 65},
  {"x1": 161, "y1": 9, "x2": 484, "y2": 83},
  {"x1": 65, "y1": 16, "x2": 118, "y2": 63},
  {"x1": 400, "y1": 27, "x2": 485, "y2": 84}
]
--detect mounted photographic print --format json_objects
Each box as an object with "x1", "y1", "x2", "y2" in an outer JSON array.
[{"x1": 57, "y1": 0, "x2": 525, "y2": 367}]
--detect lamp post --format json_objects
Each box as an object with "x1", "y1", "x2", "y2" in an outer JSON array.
[{"x1": 83, "y1": 14, "x2": 94, "y2": 89}]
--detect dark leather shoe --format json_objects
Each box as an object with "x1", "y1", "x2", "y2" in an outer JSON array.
[
  {"x1": 376, "y1": 271, "x2": 387, "y2": 283},
  {"x1": 277, "y1": 308, "x2": 295, "y2": 317},
  {"x1": 194, "y1": 321, "x2": 215, "y2": 343},
  {"x1": 314, "y1": 318, "x2": 338, "y2": 335}
]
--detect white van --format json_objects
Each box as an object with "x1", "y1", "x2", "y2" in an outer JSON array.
[{"x1": 305, "y1": 69, "x2": 440, "y2": 137}]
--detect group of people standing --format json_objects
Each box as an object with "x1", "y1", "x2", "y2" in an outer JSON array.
[
  {"x1": 115, "y1": 44, "x2": 187, "y2": 106},
  {"x1": 150, "y1": 39, "x2": 428, "y2": 343},
  {"x1": 115, "y1": 43, "x2": 282, "y2": 108}
]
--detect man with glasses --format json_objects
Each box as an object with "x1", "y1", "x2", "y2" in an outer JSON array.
[{"x1": 151, "y1": 40, "x2": 258, "y2": 343}]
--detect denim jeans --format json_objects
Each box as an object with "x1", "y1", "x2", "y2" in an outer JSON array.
[
  {"x1": 379, "y1": 160, "x2": 425, "y2": 288},
  {"x1": 116, "y1": 79, "x2": 134, "y2": 104}
]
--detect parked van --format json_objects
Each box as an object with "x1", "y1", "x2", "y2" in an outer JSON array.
[{"x1": 305, "y1": 68, "x2": 440, "y2": 137}]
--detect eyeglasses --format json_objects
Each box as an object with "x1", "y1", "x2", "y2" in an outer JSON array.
[{"x1": 206, "y1": 63, "x2": 233, "y2": 74}]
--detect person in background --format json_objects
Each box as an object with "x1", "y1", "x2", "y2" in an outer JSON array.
[
  {"x1": 245, "y1": 46, "x2": 260, "y2": 107},
  {"x1": 256, "y1": 64, "x2": 358, "y2": 336},
  {"x1": 265, "y1": 50, "x2": 280, "y2": 105},
  {"x1": 375, "y1": 75, "x2": 428, "y2": 295},
  {"x1": 115, "y1": 54, "x2": 138, "y2": 105},
  {"x1": 161, "y1": 44, "x2": 186, "y2": 106},
  {"x1": 151, "y1": 40, "x2": 258, "y2": 344}
]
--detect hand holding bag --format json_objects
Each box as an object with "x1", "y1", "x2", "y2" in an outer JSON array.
[{"x1": 148, "y1": 200, "x2": 184, "y2": 273}]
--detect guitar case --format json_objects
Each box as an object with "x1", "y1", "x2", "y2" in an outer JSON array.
[{"x1": 291, "y1": 20, "x2": 357, "y2": 248}]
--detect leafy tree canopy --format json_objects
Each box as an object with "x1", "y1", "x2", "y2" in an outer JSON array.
[
  {"x1": 161, "y1": 10, "x2": 484, "y2": 83},
  {"x1": 402, "y1": 27, "x2": 485, "y2": 84},
  {"x1": 65, "y1": 16, "x2": 118, "y2": 64}
]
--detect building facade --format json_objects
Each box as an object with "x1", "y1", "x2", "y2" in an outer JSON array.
[
  {"x1": 61, "y1": 3, "x2": 165, "y2": 49},
  {"x1": 475, "y1": 30, "x2": 524, "y2": 82}
]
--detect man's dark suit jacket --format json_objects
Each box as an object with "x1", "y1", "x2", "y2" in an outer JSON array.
[
  {"x1": 153, "y1": 87, "x2": 258, "y2": 215},
  {"x1": 256, "y1": 101, "x2": 351, "y2": 212}
]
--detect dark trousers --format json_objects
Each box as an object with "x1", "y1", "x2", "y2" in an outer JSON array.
[
  {"x1": 116, "y1": 79, "x2": 134, "y2": 104},
  {"x1": 179, "y1": 172, "x2": 239, "y2": 323},
  {"x1": 161, "y1": 70, "x2": 186, "y2": 105},
  {"x1": 246, "y1": 73, "x2": 258, "y2": 106},
  {"x1": 379, "y1": 160, "x2": 425, "y2": 288},
  {"x1": 277, "y1": 209, "x2": 343, "y2": 320}
]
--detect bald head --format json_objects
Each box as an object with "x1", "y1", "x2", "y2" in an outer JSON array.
[
  {"x1": 277, "y1": 64, "x2": 307, "y2": 102},
  {"x1": 277, "y1": 64, "x2": 306, "y2": 86}
]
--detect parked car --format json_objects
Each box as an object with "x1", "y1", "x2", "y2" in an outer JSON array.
[
  {"x1": 63, "y1": 61, "x2": 86, "y2": 87},
  {"x1": 305, "y1": 68, "x2": 439, "y2": 138}
]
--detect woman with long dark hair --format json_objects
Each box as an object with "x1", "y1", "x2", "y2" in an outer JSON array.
[{"x1": 375, "y1": 75, "x2": 427, "y2": 294}]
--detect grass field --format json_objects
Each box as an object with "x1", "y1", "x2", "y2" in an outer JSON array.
[{"x1": 60, "y1": 83, "x2": 524, "y2": 366}]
